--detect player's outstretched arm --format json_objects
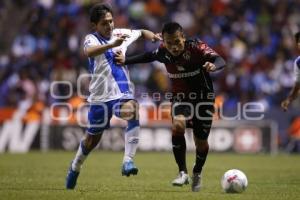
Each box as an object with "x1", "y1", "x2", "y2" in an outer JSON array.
[
  {"x1": 84, "y1": 35, "x2": 129, "y2": 57},
  {"x1": 115, "y1": 51, "x2": 157, "y2": 65},
  {"x1": 281, "y1": 83, "x2": 300, "y2": 111}
]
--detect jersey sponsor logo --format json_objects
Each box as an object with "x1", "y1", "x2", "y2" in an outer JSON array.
[{"x1": 168, "y1": 69, "x2": 201, "y2": 78}]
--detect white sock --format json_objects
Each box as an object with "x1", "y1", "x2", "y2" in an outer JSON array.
[
  {"x1": 123, "y1": 126, "x2": 139, "y2": 163},
  {"x1": 72, "y1": 141, "x2": 89, "y2": 172}
]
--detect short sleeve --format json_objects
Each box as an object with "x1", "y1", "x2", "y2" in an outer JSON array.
[
  {"x1": 83, "y1": 34, "x2": 99, "y2": 53},
  {"x1": 116, "y1": 29, "x2": 142, "y2": 46},
  {"x1": 129, "y1": 29, "x2": 142, "y2": 43},
  {"x1": 194, "y1": 40, "x2": 219, "y2": 60}
]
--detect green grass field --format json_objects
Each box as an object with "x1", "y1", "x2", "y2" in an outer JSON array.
[{"x1": 0, "y1": 152, "x2": 300, "y2": 200}]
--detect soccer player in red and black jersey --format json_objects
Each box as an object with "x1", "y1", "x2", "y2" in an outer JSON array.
[{"x1": 115, "y1": 22, "x2": 226, "y2": 192}]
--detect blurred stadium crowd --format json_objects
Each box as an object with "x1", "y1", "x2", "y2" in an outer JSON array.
[{"x1": 0, "y1": 0, "x2": 300, "y2": 147}]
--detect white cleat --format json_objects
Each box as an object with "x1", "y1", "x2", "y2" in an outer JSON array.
[
  {"x1": 191, "y1": 172, "x2": 202, "y2": 192},
  {"x1": 172, "y1": 171, "x2": 189, "y2": 186}
]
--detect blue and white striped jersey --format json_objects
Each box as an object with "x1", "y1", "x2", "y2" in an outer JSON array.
[{"x1": 83, "y1": 29, "x2": 141, "y2": 102}]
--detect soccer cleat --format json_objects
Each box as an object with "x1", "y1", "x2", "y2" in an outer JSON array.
[
  {"x1": 66, "y1": 162, "x2": 80, "y2": 189},
  {"x1": 191, "y1": 172, "x2": 202, "y2": 192},
  {"x1": 172, "y1": 171, "x2": 189, "y2": 186},
  {"x1": 121, "y1": 161, "x2": 138, "y2": 177}
]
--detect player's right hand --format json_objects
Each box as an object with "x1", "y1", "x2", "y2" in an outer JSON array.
[
  {"x1": 281, "y1": 99, "x2": 290, "y2": 112},
  {"x1": 112, "y1": 34, "x2": 129, "y2": 47},
  {"x1": 114, "y1": 50, "x2": 125, "y2": 65}
]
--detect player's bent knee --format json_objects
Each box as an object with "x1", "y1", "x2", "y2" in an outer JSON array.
[
  {"x1": 124, "y1": 110, "x2": 139, "y2": 120},
  {"x1": 172, "y1": 120, "x2": 185, "y2": 135},
  {"x1": 130, "y1": 101, "x2": 139, "y2": 120},
  {"x1": 120, "y1": 101, "x2": 139, "y2": 120}
]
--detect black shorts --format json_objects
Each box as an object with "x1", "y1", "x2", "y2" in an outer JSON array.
[{"x1": 171, "y1": 98, "x2": 215, "y2": 140}]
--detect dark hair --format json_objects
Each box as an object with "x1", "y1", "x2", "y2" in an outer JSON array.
[
  {"x1": 295, "y1": 32, "x2": 300, "y2": 43},
  {"x1": 90, "y1": 3, "x2": 113, "y2": 23},
  {"x1": 162, "y1": 22, "x2": 183, "y2": 35}
]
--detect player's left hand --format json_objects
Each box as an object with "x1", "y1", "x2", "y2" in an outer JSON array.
[
  {"x1": 114, "y1": 50, "x2": 125, "y2": 65},
  {"x1": 203, "y1": 62, "x2": 217, "y2": 72}
]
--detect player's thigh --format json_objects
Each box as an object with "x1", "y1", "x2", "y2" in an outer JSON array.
[
  {"x1": 87, "y1": 102, "x2": 113, "y2": 135},
  {"x1": 119, "y1": 99, "x2": 139, "y2": 120},
  {"x1": 171, "y1": 102, "x2": 192, "y2": 134},
  {"x1": 192, "y1": 102, "x2": 214, "y2": 140}
]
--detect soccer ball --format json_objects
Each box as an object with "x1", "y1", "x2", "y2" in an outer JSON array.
[{"x1": 221, "y1": 169, "x2": 248, "y2": 193}]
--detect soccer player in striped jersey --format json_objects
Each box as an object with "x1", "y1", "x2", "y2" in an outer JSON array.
[
  {"x1": 66, "y1": 3, "x2": 161, "y2": 189},
  {"x1": 281, "y1": 32, "x2": 300, "y2": 111},
  {"x1": 115, "y1": 22, "x2": 225, "y2": 192}
]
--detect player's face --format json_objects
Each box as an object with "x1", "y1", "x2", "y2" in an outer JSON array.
[
  {"x1": 163, "y1": 31, "x2": 185, "y2": 56},
  {"x1": 95, "y1": 12, "x2": 114, "y2": 39}
]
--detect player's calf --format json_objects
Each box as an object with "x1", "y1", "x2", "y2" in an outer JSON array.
[
  {"x1": 66, "y1": 133, "x2": 102, "y2": 189},
  {"x1": 193, "y1": 139, "x2": 209, "y2": 174},
  {"x1": 122, "y1": 120, "x2": 139, "y2": 176}
]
